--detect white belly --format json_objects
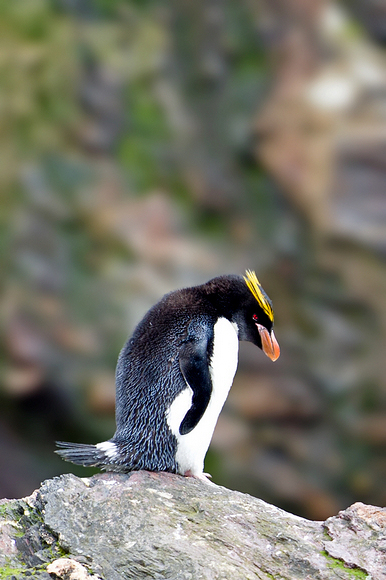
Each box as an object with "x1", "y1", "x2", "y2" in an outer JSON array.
[{"x1": 166, "y1": 317, "x2": 239, "y2": 476}]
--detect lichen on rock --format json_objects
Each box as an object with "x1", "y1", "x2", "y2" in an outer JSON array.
[{"x1": 1, "y1": 471, "x2": 385, "y2": 579}]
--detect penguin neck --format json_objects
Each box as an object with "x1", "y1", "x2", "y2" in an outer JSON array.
[{"x1": 200, "y1": 277, "x2": 245, "y2": 322}]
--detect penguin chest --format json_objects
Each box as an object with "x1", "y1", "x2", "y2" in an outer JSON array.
[{"x1": 168, "y1": 317, "x2": 239, "y2": 476}]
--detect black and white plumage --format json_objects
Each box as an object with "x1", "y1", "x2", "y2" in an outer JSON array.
[{"x1": 56, "y1": 271, "x2": 280, "y2": 479}]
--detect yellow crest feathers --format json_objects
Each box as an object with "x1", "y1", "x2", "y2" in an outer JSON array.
[{"x1": 243, "y1": 269, "x2": 274, "y2": 321}]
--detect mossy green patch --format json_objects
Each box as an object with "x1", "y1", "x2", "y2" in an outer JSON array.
[
  {"x1": 0, "y1": 502, "x2": 24, "y2": 522},
  {"x1": 0, "y1": 497, "x2": 69, "y2": 577},
  {"x1": 321, "y1": 550, "x2": 368, "y2": 579},
  {"x1": 0, "y1": 565, "x2": 25, "y2": 580}
]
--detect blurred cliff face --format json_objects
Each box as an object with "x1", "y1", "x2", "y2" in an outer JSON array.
[{"x1": 0, "y1": 0, "x2": 385, "y2": 519}]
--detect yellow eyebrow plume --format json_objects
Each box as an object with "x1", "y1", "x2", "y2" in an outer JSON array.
[{"x1": 243, "y1": 269, "x2": 274, "y2": 322}]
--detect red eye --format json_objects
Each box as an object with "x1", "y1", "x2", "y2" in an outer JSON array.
[{"x1": 252, "y1": 314, "x2": 259, "y2": 322}]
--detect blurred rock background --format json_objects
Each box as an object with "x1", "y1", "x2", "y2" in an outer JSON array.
[{"x1": 0, "y1": 0, "x2": 385, "y2": 520}]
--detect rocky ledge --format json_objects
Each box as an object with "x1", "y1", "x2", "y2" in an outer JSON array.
[{"x1": 1, "y1": 471, "x2": 386, "y2": 579}]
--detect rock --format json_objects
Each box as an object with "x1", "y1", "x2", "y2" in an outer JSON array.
[
  {"x1": 1, "y1": 471, "x2": 385, "y2": 579},
  {"x1": 47, "y1": 557, "x2": 99, "y2": 579},
  {"x1": 325, "y1": 503, "x2": 386, "y2": 577}
]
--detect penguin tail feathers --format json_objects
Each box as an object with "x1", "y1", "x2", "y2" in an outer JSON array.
[{"x1": 55, "y1": 440, "x2": 119, "y2": 468}]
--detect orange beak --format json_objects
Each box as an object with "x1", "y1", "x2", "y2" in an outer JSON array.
[{"x1": 256, "y1": 324, "x2": 280, "y2": 362}]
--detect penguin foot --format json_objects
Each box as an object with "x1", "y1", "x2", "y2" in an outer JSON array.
[{"x1": 184, "y1": 470, "x2": 214, "y2": 485}]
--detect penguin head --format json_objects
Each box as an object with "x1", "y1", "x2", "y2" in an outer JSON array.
[
  {"x1": 236, "y1": 270, "x2": 280, "y2": 361},
  {"x1": 204, "y1": 270, "x2": 280, "y2": 361}
]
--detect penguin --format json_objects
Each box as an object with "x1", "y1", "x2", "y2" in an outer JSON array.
[{"x1": 56, "y1": 270, "x2": 280, "y2": 480}]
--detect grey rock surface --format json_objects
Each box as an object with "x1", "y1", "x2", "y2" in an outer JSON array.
[{"x1": 1, "y1": 471, "x2": 386, "y2": 579}]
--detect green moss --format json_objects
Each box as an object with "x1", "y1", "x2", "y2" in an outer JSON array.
[
  {"x1": 0, "y1": 565, "x2": 25, "y2": 580},
  {"x1": 321, "y1": 550, "x2": 368, "y2": 578},
  {"x1": 262, "y1": 573, "x2": 275, "y2": 580},
  {"x1": 47, "y1": 542, "x2": 68, "y2": 560},
  {"x1": 0, "y1": 502, "x2": 23, "y2": 521},
  {"x1": 0, "y1": 498, "x2": 70, "y2": 577},
  {"x1": 323, "y1": 527, "x2": 332, "y2": 539},
  {"x1": 0, "y1": 503, "x2": 25, "y2": 539}
]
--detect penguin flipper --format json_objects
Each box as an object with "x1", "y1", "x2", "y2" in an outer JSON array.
[{"x1": 178, "y1": 329, "x2": 212, "y2": 435}]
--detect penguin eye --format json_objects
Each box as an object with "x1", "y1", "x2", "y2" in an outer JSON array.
[{"x1": 252, "y1": 314, "x2": 259, "y2": 322}]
